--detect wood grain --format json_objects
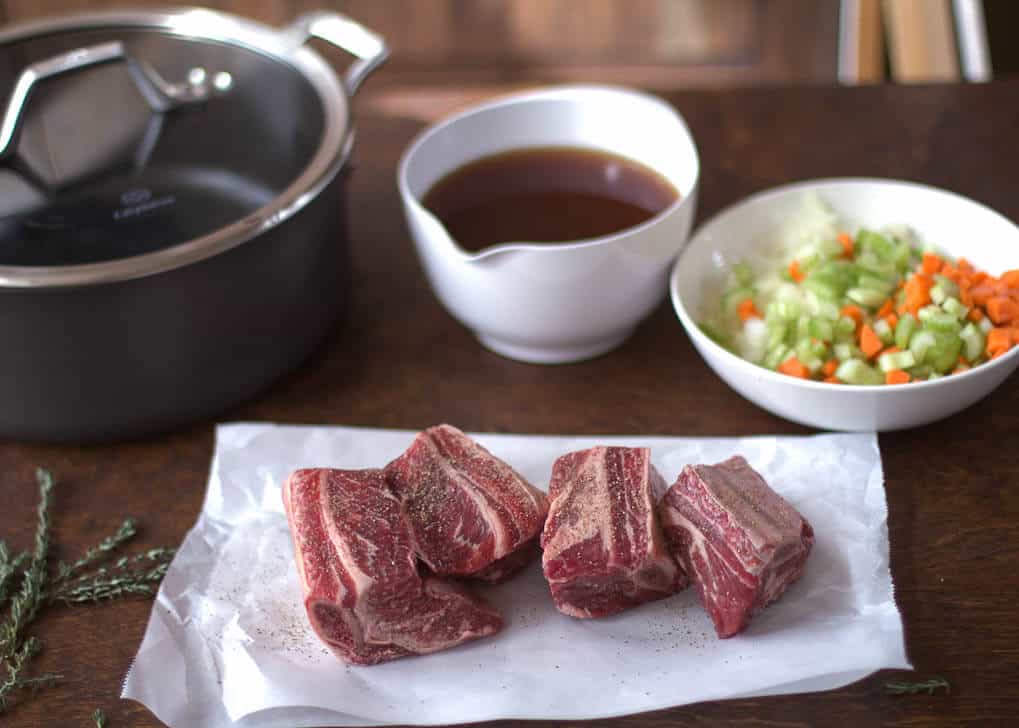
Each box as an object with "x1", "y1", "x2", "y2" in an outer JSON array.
[
  {"x1": 0, "y1": 0, "x2": 840, "y2": 88},
  {"x1": 2, "y1": 78, "x2": 1019, "y2": 726}
]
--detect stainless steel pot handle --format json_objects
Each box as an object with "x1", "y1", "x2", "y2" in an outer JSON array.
[
  {"x1": 0, "y1": 41, "x2": 231, "y2": 163},
  {"x1": 282, "y1": 12, "x2": 389, "y2": 95}
]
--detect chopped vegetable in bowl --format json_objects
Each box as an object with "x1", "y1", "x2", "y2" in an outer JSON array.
[{"x1": 699, "y1": 194, "x2": 1019, "y2": 384}]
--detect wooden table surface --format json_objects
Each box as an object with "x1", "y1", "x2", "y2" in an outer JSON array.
[{"x1": 3, "y1": 77, "x2": 1019, "y2": 727}]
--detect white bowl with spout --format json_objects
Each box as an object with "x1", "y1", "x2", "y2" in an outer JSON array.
[{"x1": 397, "y1": 85, "x2": 700, "y2": 364}]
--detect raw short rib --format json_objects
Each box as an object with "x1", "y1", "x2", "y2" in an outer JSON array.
[
  {"x1": 658, "y1": 455, "x2": 814, "y2": 638},
  {"x1": 283, "y1": 468, "x2": 503, "y2": 665},
  {"x1": 385, "y1": 424, "x2": 548, "y2": 582},
  {"x1": 540, "y1": 446, "x2": 687, "y2": 618}
]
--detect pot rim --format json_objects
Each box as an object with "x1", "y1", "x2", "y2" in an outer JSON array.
[{"x1": 0, "y1": 7, "x2": 352, "y2": 289}]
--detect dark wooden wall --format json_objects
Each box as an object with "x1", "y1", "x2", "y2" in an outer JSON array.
[{"x1": 0, "y1": 0, "x2": 842, "y2": 90}]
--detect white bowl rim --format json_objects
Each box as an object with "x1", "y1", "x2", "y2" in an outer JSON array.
[
  {"x1": 670, "y1": 176, "x2": 1019, "y2": 393},
  {"x1": 395, "y1": 83, "x2": 701, "y2": 256}
]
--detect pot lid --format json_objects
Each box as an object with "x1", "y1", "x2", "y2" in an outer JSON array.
[{"x1": 0, "y1": 8, "x2": 387, "y2": 288}]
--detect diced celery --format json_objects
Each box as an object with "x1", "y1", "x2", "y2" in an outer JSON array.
[
  {"x1": 833, "y1": 342, "x2": 863, "y2": 361},
  {"x1": 775, "y1": 300, "x2": 801, "y2": 320},
  {"x1": 808, "y1": 317, "x2": 835, "y2": 342},
  {"x1": 795, "y1": 315, "x2": 810, "y2": 341},
  {"x1": 909, "y1": 364, "x2": 933, "y2": 379},
  {"x1": 909, "y1": 329, "x2": 937, "y2": 361},
  {"x1": 835, "y1": 315, "x2": 857, "y2": 340},
  {"x1": 930, "y1": 285, "x2": 947, "y2": 305},
  {"x1": 846, "y1": 287, "x2": 887, "y2": 308},
  {"x1": 878, "y1": 350, "x2": 916, "y2": 372},
  {"x1": 766, "y1": 318, "x2": 787, "y2": 348},
  {"x1": 918, "y1": 305, "x2": 962, "y2": 334},
  {"x1": 857, "y1": 229, "x2": 895, "y2": 259},
  {"x1": 960, "y1": 322, "x2": 985, "y2": 362},
  {"x1": 855, "y1": 252, "x2": 897, "y2": 278},
  {"x1": 928, "y1": 372, "x2": 944, "y2": 381},
  {"x1": 873, "y1": 318, "x2": 894, "y2": 344},
  {"x1": 763, "y1": 345, "x2": 791, "y2": 370},
  {"x1": 815, "y1": 299, "x2": 841, "y2": 321},
  {"x1": 802, "y1": 276, "x2": 840, "y2": 300},
  {"x1": 933, "y1": 274, "x2": 960, "y2": 299},
  {"x1": 796, "y1": 337, "x2": 828, "y2": 362},
  {"x1": 941, "y1": 296, "x2": 968, "y2": 320},
  {"x1": 979, "y1": 317, "x2": 993, "y2": 334},
  {"x1": 928, "y1": 332, "x2": 963, "y2": 374},
  {"x1": 834, "y1": 358, "x2": 884, "y2": 385},
  {"x1": 890, "y1": 240, "x2": 913, "y2": 270},
  {"x1": 894, "y1": 313, "x2": 918, "y2": 349},
  {"x1": 732, "y1": 261, "x2": 754, "y2": 287},
  {"x1": 857, "y1": 273, "x2": 895, "y2": 294}
]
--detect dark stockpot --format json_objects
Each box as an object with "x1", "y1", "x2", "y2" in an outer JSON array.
[{"x1": 0, "y1": 9, "x2": 388, "y2": 441}]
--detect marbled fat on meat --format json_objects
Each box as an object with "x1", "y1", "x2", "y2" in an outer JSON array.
[
  {"x1": 384, "y1": 424, "x2": 548, "y2": 582},
  {"x1": 657, "y1": 455, "x2": 814, "y2": 638},
  {"x1": 540, "y1": 446, "x2": 687, "y2": 618},
  {"x1": 283, "y1": 468, "x2": 503, "y2": 665}
]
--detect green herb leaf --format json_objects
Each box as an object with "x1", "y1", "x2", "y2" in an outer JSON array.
[{"x1": 92, "y1": 707, "x2": 108, "y2": 727}]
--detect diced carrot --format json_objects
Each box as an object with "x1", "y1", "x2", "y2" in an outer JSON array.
[
  {"x1": 986, "y1": 328, "x2": 1012, "y2": 356},
  {"x1": 737, "y1": 297, "x2": 762, "y2": 321},
  {"x1": 789, "y1": 259, "x2": 805, "y2": 283},
  {"x1": 837, "y1": 232, "x2": 854, "y2": 258},
  {"x1": 940, "y1": 262, "x2": 960, "y2": 281},
  {"x1": 841, "y1": 304, "x2": 864, "y2": 325},
  {"x1": 884, "y1": 312, "x2": 899, "y2": 329},
  {"x1": 822, "y1": 359, "x2": 838, "y2": 377},
  {"x1": 778, "y1": 356, "x2": 809, "y2": 379},
  {"x1": 986, "y1": 297, "x2": 1019, "y2": 325},
  {"x1": 967, "y1": 308, "x2": 984, "y2": 322},
  {"x1": 957, "y1": 258, "x2": 974, "y2": 273},
  {"x1": 860, "y1": 324, "x2": 883, "y2": 359},
  {"x1": 885, "y1": 369, "x2": 910, "y2": 385},
  {"x1": 1001, "y1": 270, "x2": 1019, "y2": 288},
  {"x1": 960, "y1": 287, "x2": 973, "y2": 307},
  {"x1": 971, "y1": 271, "x2": 989, "y2": 285},
  {"x1": 824, "y1": 375, "x2": 841, "y2": 384},
  {"x1": 921, "y1": 252, "x2": 943, "y2": 275},
  {"x1": 877, "y1": 298, "x2": 895, "y2": 318},
  {"x1": 970, "y1": 284, "x2": 996, "y2": 306},
  {"x1": 903, "y1": 278, "x2": 932, "y2": 315}
]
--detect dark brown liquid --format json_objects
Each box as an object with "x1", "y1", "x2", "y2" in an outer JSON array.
[{"x1": 421, "y1": 146, "x2": 679, "y2": 251}]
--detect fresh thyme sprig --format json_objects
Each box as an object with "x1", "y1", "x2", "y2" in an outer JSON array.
[
  {"x1": 0, "y1": 543, "x2": 28, "y2": 609},
  {"x1": 0, "y1": 469, "x2": 175, "y2": 714},
  {"x1": 92, "y1": 707, "x2": 108, "y2": 727},
  {"x1": 884, "y1": 676, "x2": 951, "y2": 695},
  {"x1": 0, "y1": 470, "x2": 54, "y2": 662},
  {"x1": 52, "y1": 519, "x2": 138, "y2": 586},
  {"x1": 0, "y1": 637, "x2": 61, "y2": 710}
]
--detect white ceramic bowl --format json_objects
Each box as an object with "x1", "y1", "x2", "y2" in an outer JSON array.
[
  {"x1": 671, "y1": 178, "x2": 1019, "y2": 431},
  {"x1": 398, "y1": 85, "x2": 699, "y2": 364}
]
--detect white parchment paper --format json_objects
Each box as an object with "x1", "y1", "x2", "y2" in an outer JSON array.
[{"x1": 122, "y1": 424, "x2": 909, "y2": 727}]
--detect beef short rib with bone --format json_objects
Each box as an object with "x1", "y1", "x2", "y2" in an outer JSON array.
[
  {"x1": 385, "y1": 424, "x2": 549, "y2": 583},
  {"x1": 283, "y1": 468, "x2": 503, "y2": 665},
  {"x1": 657, "y1": 455, "x2": 814, "y2": 638},
  {"x1": 541, "y1": 446, "x2": 687, "y2": 618}
]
